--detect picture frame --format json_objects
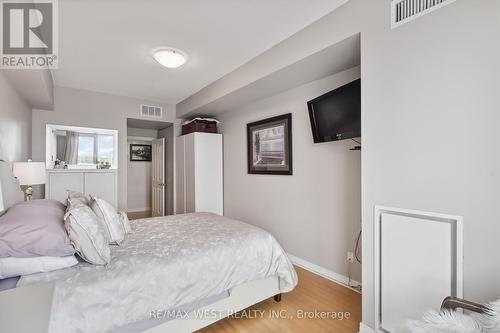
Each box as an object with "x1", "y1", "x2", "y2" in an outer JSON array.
[
  {"x1": 247, "y1": 113, "x2": 292, "y2": 175},
  {"x1": 130, "y1": 144, "x2": 152, "y2": 162}
]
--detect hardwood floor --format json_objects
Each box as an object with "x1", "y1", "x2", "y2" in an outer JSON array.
[
  {"x1": 197, "y1": 266, "x2": 362, "y2": 333},
  {"x1": 127, "y1": 210, "x2": 152, "y2": 220}
]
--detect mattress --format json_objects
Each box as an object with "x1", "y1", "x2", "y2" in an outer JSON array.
[
  {"x1": 18, "y1": 212, "x2": 297, "y2": 333},
  {"x1": 111, "y1": 290, "x2": 230, "y2": 333}
]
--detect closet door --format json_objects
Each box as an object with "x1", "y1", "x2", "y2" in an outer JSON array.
[
  {"x1": 184, "y1": 134, "x2": 196, "y2": 213},
  {"x1": 194, "y1": 133, "x2": 223, "y2": 215},
  {"x1": 175, "y1": 136, "x2": 185, "y2": 214}
]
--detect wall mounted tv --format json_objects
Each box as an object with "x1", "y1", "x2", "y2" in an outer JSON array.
[{"x1": 307, "y1": 79, "x2": 361, "y2": 143}]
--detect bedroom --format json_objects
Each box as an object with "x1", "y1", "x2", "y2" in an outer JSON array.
[{"x1": 0, "y1": 1, "x2": 499, "y2": 333}]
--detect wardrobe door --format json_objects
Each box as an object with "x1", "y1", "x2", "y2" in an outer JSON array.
[
  {"x1": 184, "y1": 133, "x2": 196, "y2": 213},
  {"x1": 194, "y1": 133, "x2": 223, "y2": 215},
  {"x1": 175, "y1": 136, "x2": 185, "y2": 214}
]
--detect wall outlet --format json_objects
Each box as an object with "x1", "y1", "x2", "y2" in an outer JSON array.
[{"x1": 347, "y1": 252, "x2": 355, "y2": 263}]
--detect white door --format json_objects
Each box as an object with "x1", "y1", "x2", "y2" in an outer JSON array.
[{"x1": 152, "y1": 138, "x2": 165, "y2": 217}]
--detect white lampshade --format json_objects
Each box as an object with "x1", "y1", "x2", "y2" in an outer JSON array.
[
  {"x1": 152, "y1": 47, "x2": 188, "y2": 68},
  {"x1": 13, "y1": 162, "x2": 46, "y2": 186}
]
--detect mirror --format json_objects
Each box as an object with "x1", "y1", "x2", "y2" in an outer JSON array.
[{"x1": 46, "y1": 124, "x2": 118, "y2": 169}]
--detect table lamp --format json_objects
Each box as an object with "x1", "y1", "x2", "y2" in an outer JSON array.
[{"x1": 13, "y1": 161, "x2": 46, "y2": 201}]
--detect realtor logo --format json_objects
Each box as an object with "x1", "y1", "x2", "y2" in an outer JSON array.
[{"x1": 1, "y1": 0, "x2": 58, "y2": 69}]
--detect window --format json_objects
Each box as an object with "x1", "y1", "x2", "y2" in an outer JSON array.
[
  {"x1": 77, "y1": 135, "x2": 95, "y2": 164},
  {"x1": 76, "y1": 134, "x2": 115, "y2": 165},
  {"x1": 97, "y1": 135, "x2": 113, "y2": 165}
]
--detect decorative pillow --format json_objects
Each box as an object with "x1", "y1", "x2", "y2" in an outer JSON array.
[
  {"x1": 89, "y1": 196, "x2": 126, "y2": 245},
  {"x1": 66, "y1": 191, "x2": 89, "y2": 208},
  {"x1": 0, "y1": 255, "x2": 78, "y2": 279},
  {"x1": 0, "y1": 200, "x2": 75, "y2": 258},
  {"x1": 64, "y1": 205, "x2": 111, "y2": 265},
  {"x1": 67, "y1": 197, "x2": 88, "y2": 210},
  {"x1": 118, "y1": 211, "x2": 132, "y2": 234}
]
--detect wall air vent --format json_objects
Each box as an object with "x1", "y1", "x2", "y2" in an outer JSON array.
[
  {"x1": 140, "y1": 104, "x2": 163, "y2": 119},
  {"x1": 391, "y1": 0, "x2": 456, "y2": 29}
]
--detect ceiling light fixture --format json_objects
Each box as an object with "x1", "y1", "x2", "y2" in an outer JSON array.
[{"x1": 152, "y1": 47, "x2": 188, "y2": 68}]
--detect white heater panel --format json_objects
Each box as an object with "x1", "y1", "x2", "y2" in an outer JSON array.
[{"x1": 374, "y1": 207, "x2": 463, "y2": 333}]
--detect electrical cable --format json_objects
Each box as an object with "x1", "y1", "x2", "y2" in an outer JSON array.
[
  {"x1": 355, "y1": 230, "x2": 362, "y2": 264},
  {"x1": 347, "y1": 228, "x2": 363, "y2": 292}
]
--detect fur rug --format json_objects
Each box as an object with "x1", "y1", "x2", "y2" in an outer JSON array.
[{"x1": 406, "y1": 298, "x2": 500, "y2": 333}]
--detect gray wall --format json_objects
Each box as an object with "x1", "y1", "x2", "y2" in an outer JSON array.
[
  {"x1": 220, "y1": 67, "x2": 362, "y2": 282},
  {"x1": 127, "y1": 128, "x2": 158, "y2": 138},
  {"x1": 361, "y1": 0, "x2": 500, "y2": 326},
  {"x1": 2, "y1": 69, "x2": 54, "y2": 111},
  {"x1": 0, "y1": 71, "x2": 32, "y2": 163},
  {"x1": 127, "y1": 127, "x2": 158, "y2": 212},
  {"x1": 127, "y1": 139, "x2": 153, "y2": 212},
  {"x1": 32, "y1": 86, "x2": 175, "y2": 211},
  {"x1": 172, "y1": 0, "x2": 500, "y2": 329}
]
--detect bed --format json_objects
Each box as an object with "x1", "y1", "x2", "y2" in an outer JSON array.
[{"x1": 0, "y1": 161, "x2": 298, "y2": 333}]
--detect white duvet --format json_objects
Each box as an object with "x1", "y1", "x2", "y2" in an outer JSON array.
[{"x1": 18, "y1": 213, "x2": 297, "y2": 333}]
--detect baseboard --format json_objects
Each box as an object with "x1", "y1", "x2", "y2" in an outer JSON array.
[
  {"x1": 359, "y1": 322, "x2": 376, "y2": 333},
  {"x1": 286, "y1": 253, "x2": 361, "y2": 293}
]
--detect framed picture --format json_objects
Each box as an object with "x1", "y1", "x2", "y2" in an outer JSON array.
[
  {"x1": 247, "y1": 113, "x2": 292, "y2": 175},
  {"x1": 130, "y1": 144, "x2": 152, "y2": 161}
]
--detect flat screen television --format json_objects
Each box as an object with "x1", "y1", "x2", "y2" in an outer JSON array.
[{"x1": 307, "y1": 79, "x2": 361, "y2": 143}]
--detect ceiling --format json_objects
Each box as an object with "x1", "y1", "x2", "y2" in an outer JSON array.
[
  {"x1": 53, "y1": 0, "x2": 348, "y2": 104},
  {"x1": 183, "y1": 34, "x2": 360, "y2": 116}
]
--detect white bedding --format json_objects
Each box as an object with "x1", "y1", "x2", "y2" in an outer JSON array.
[{"x1": 18, "y1": 213, "x2": 297, "y2": 333}]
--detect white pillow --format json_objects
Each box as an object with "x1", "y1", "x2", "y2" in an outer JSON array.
[
  {"x1": 89, "y1": 196, "x2": 126, "y2": 245},
  {"x1": 67, "y1": 197, "x2": 88, "y2": 210},
  {"x1": 66, "y1": 191, "x2": 89, "y2": 207},
  {"x1": 0, "y1": 255, "x2": 78, "y2": 279},
  {"x1": 64, "y1": 205, "x2": 111, "y2": 265},
  {"x1": 118, "y1": 211, "x2": 132, "y2": 234}
]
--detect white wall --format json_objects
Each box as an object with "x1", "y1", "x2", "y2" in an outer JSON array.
[
  {"x1": 0, "y1": 71, "x2": 32, "y2": 163},
  {"x1": 220, "y1": 67, "x2": 361, "y2": 282},
  {"x1": 32, "y1": 86, "x2": 175, "y2": 211},
  {"x1": 127, "y1": 138, "x2": 154, "y2": 212}
]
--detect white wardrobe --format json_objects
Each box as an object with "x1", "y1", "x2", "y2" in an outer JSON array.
[{"x1": 175, "y1": 132, "x2": 223, "y2": 215}]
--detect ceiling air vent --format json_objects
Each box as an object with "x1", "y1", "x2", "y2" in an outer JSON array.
[
  {"x1": 391, "y1": 0, "x2": 456, "y2": 29},
  {"x1": 140, "y1": 104, "x2": 162, "y2": 119}
]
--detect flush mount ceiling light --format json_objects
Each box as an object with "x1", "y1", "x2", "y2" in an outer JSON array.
[{"x1": 152, "y1": 47, "x2": 188, "y2": 68}]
